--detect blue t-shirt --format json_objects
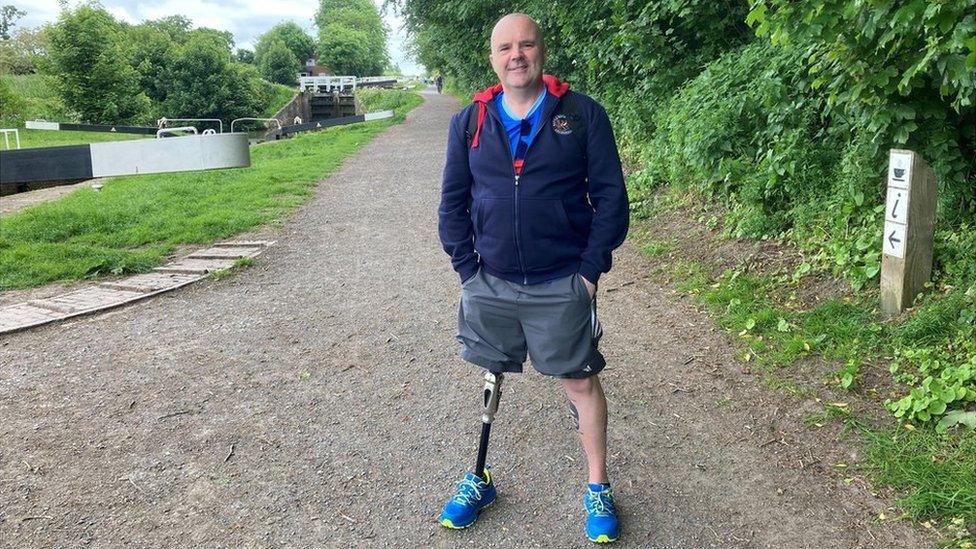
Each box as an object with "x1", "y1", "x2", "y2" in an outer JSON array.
[{"x1": 495, "y1": 89, "x2": 547, "y2": 157}]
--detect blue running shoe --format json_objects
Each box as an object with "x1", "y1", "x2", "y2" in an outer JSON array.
[
  {"x1": 584, "y1": 483, "x2": 619, "y2": 543},
  {"x1": 439, "y1": 468, "x2": 497, "y2": 529}
]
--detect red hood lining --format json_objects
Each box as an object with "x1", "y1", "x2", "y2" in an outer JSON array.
[{"x1": 469, "y1": 75, "x2": 570, "y2": 148}]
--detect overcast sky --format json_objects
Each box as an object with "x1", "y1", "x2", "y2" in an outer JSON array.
[{"x1": 15, "y1": 0, "x2": 423, "y2": 74}]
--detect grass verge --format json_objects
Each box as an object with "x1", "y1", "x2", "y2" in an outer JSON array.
[
  {"x1": 12, "y1": 128, "x2": 146, "y2": 149},
  {"x1": 0, "y1": 90, "x2": 423, "y2": 290},
  {"x1": 633, "y1": 186, "x2": 976, "y2": 543},
  {"x1": 261, "y1": 83, "x2": 297, "y2": 118}
]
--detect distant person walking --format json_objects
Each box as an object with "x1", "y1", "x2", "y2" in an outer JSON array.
[
  {"x1": 435, "y1": 74, "x2": 444, "y2": 93},
  {"x1": 436, "y1": 12, "x2": 629, "y2": 544}
]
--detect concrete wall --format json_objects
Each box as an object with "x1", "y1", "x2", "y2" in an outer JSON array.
[
  {"x1": 265, "y1": 92, "x2": 310, "y2": 141},
  {"x1": 271, "y1": 92, "x2": 310, "y2": 128}
]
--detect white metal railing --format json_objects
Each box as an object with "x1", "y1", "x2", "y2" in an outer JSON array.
[
  {"x1": 299, "y1": 75, "x2": 357, "y2": 94},
  {"x1": 156, "y1": 126, "x2": 198, "y2": 138},
  {"x1": 0, "y1": 128, "x2": 21, "y2": 150},
  {"x1": 25, "y1": 120, "x2": 59, "y2": 131},
  {"x1": 357, "y1": 76, "x2": 398, "y2": 85},
  {"x1": 157, "y1": 117, "x2": 223, "y2": 134},
  {"x1": 230, "y1": 118, "x2": 282, "y2": 133}
]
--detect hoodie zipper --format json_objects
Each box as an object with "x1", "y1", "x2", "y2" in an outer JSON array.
[
  {"x1": 508, "y1": 143, "x2": 527, "y2": 284},
  {"x1": 488, "y1": 95, "x2": 562, "y2": 285}
]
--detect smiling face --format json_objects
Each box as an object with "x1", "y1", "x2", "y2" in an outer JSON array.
[{"x1": 489, "y1": 14, "x2": 545, "y2": 92}]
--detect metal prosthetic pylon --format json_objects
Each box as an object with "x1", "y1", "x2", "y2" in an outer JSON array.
[{"x1": 474, "y1": 371, "x2": 503, "y2": 480}]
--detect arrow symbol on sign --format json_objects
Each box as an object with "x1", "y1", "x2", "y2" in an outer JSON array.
[
  {"x1": 888, "y1": 231, "x2": 901, "y2": 247},
  {"x1": 891, "y1": 198, "x2": 900, "y2": 218}
]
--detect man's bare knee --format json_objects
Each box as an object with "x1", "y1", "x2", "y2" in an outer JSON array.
[{"x1": 561, "y1": 376, "x2": 598, "y2": 399}]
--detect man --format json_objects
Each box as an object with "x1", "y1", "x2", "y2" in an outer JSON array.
[
  {"x1": 435, "y1": 74, "x2": 444, "y2": 94},
  {"x1": 437, "y1": 13, "x2": 629, "y2": 544}
]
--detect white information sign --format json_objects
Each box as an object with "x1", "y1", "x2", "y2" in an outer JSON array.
[
  {"x1": 888, "y1": 151, "x2": 912, "y2": 190},
  {"x1": 883, "y1": 221, "x2": 907, "y2": 259},
  {"x1": 885, "y1": 187, "x2": 909, "y2": 224}
]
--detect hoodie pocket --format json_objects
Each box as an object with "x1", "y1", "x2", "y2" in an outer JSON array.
[
  {"x1": 473, "y1": 198, "x2": 519, "y2": 272},
  {"x1": 521, "y1": 199, "x2": 582, "y2": 272}
]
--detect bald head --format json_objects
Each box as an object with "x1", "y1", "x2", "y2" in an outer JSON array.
[
  {"x1": 489, "y1": 13, "x2": 546, "y2": 94},
  {"x1": 491, "y1": 14, "x2": 544, "y2": 52}
]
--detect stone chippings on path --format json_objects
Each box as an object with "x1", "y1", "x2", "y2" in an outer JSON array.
[
  {"x1": 0, "y1": 241, "x2": 273, "y2": 334},
  {"x1": 0, "y1": 91, "x2": 931, "y2": 548}
]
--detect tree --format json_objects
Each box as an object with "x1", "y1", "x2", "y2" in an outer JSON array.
[
  {"x1": 142, "y1": 14, "x2": 192, "y2": 42},
  {"x1": 236, "y1": 48, "x2": 254, "y2": 64},
  {"x1": 0, "y1": 4, "x2": 26, "y2": 40},
  {"x1": 254, "y1": 21, "x2": 315, "y2": 67},
  {"x1": 258, "y1": 38, "x2": 299, "y2": 84},
  {"x1": 46, "y1": 4, "x2": 149, "y2": 123},
  {"x1": 161, "y1": 32, "x2": 264, "y2": 123},
  {"x1": 127, "y1": 21, "x2": 180, "y2": 106},
  {"x1": 315, "y1": 0, "x2": 389, "y2": 76},
  {"x1": 0, "y1": 25, "x2": 50, "y2": 74}
]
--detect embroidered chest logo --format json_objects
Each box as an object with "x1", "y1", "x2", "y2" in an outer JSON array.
[{"x1": 552, "y1": 114, "x2": 573, "y2": 135}]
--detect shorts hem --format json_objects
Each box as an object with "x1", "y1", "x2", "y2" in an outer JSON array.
[
  {"x1": 546, "y1": 352, "x2": 607, "y2": 379},
  {"x1": 459, "y1": 348, "x2": 523, "y2": 374}
]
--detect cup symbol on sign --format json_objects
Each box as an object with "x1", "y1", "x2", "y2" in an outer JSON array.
[{"x1": 893, "y1": 168, "x2": 906, "y2": 180}]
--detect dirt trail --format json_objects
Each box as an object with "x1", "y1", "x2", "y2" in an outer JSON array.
[{"x1": 0, "y1": 90, "x2": 929, "y2": 547}]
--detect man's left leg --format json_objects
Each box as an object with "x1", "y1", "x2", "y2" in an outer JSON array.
[
  {"x1": 520, "y1": 274, "x2": 619, "y2": 542},
  {"x1": 563, "y1": 374, "x2": 618, "y2": 543},
  {"x1": 561, "y1": 375, "x2": 608, "y2": 484}
]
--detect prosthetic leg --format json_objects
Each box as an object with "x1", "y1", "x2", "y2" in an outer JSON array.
[{"x1": 474, "y1": 371, "x2": 503, "y2": 480}]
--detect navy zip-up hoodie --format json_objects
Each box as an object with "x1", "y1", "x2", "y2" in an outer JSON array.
[{"x1": 438, "y1": 75, "x2": 629, "y2": 286}]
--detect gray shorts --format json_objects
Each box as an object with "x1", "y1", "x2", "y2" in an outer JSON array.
[{"x1": 456, "y1": 269, "x2": 605, "y2": 378}]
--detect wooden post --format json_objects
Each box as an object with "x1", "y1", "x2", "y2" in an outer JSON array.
[{"x1": 881, "y1": 149, "x2": 938, "y2": 316}]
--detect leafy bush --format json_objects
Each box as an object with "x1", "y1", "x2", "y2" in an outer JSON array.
[
  {"x1": 258, "y1": 38, "x2": 300, "y2": 85},
  {"x1": 160, "y1": 32, "x2": 266, "y2": 124},
  {"x1": 316, "y1": 0, "x2": 388, "y2": 76},
  {"x1": 254, "y1": 21, "x2": 313, "y2": 83},
  {"x1": 748, "y1": 0, "x2": 976, "y2": 226},
  {"x1": 45, "y1": 4, "x2": 150, "y2": 124}
]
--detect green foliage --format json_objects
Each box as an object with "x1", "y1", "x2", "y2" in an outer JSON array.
[
  {"x1": 0, "y1": 91, "x2": 422, "y2": 289},
  {"x1": 160, "y1": 32, "x2": 265, "y2": 124},
  {"x1": 316, "y1": 0, "x2": 389, "y2": 76},
  {"x1": 126, "y1": 19, "x2": 185, "y2": 106},
  {"x1": 258, "y1": 38, "x2": 299, "y2": 85},
  {"x1": 0, "y1": 75, "x2": 24, "y2": 124},
  {"x1": 45, "y1": 4, "x2": 150, "y2": 124},
  {"x1": 0, "y1": 73, "x2": 72, "y2": 126},
  {"x1": 865, "y1": 427, "x2": 976, "y2": 522},
  {"x1": 887, "y1": 287, "x2": 976, "y2": 425},
  {"x1": 0, "y1": 25, "x2": 50, "y2": 74},
  {"x1": 254, "y1": 21, "x2": 314, "y2": 71},
  {"x1": 236, "y1": 48, "x2": 254, "y2": 64},
  {"x1": 260, "y1": 81, "x2": 297, "y2": 118},
  {"x1": 749, "y1": 0, "x2": 976, "y2": 225},
  {"x1": 14, "y1": 128, "x2": 142, "y2": 148},
  {"x1": 355, "y1": 87, "x2": 423, "y2": 116}
]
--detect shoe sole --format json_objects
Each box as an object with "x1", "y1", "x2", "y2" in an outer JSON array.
[
  {"x1": 588, "y1": 534, "x2": 618, "y2": 543},
  {"x1": 439, "y1": 499, "x2": 496, "y2": 530}
]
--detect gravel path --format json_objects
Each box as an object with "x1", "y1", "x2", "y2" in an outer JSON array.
[{"x1": 0, "y1": 90, "x2": 928, "y2": 548}]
